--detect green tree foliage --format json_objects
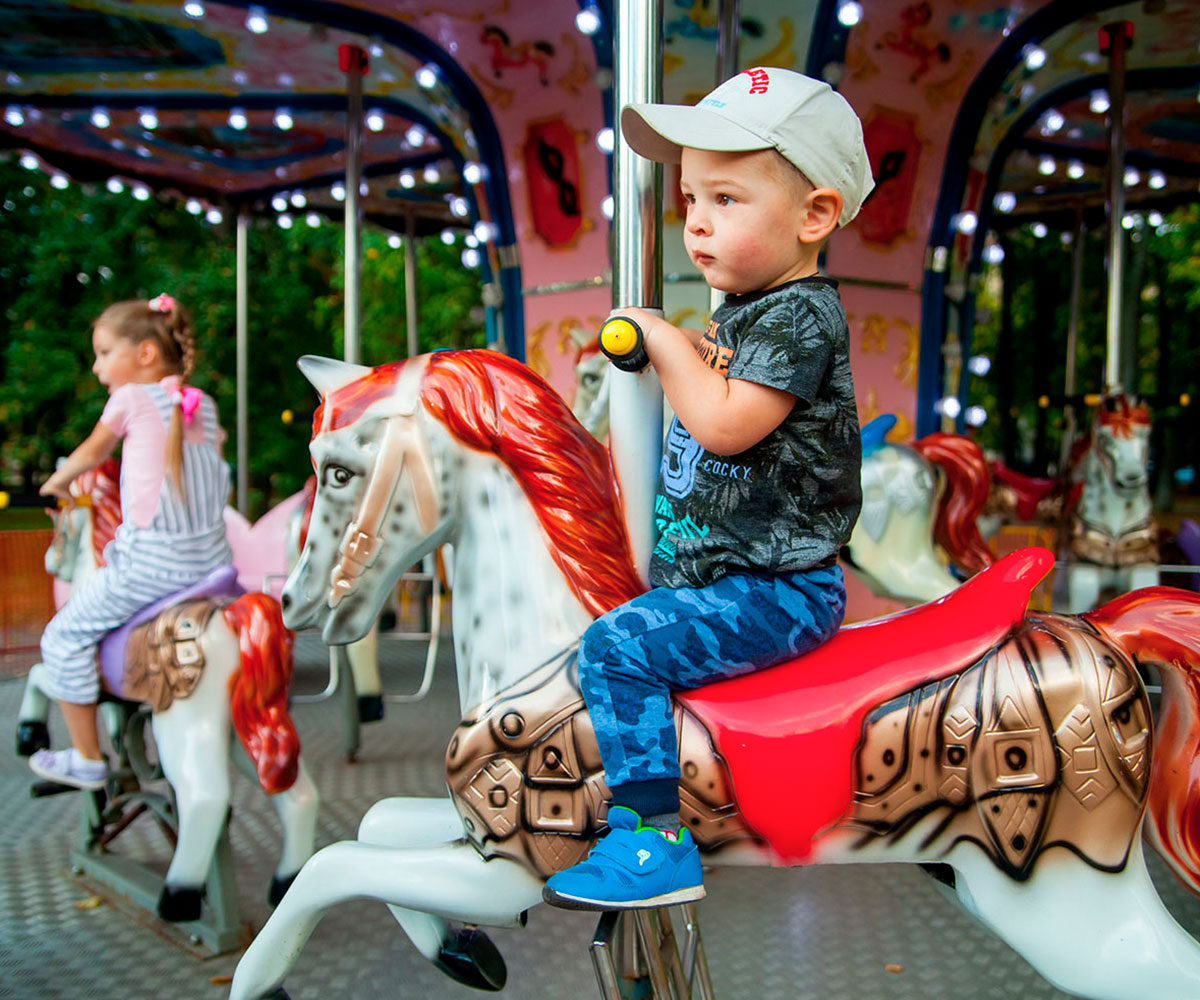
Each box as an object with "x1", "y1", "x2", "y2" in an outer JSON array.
[
  {"x1": 0, "y1": 156, "x2": 483, "y2": 515},
  {"x1": 968, "y1": 207, "x2": 1199, "y2": 494}
]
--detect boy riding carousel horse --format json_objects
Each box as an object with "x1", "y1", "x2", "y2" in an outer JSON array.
[{"x1": 543, "y1": 67, "x2": 874, "y2": 910}]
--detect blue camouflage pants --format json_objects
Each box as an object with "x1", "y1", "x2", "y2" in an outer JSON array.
[{"x1": 577, "y1": 563, "x2": 845, "y2": 817}]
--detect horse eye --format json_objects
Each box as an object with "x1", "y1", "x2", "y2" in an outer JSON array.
[{"x1": 324, "y1": 465, "x2": 354, "y2": 488}]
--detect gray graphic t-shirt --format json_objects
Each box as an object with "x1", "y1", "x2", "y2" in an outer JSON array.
[{"x1": 649, "y1": 277, "x2": 862, "y2": 590}]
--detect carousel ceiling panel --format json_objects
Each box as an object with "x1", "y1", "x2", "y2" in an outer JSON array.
[
  {"x1": 0, "y1": 0, "x2": 495, "y2": 231},
  {"x1": 974, "y1": 0, "x2": 1200, "y2": 224}
]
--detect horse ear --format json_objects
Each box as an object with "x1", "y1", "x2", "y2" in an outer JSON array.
[{"x1": 297, "y1": 356, "x2": 373, "y2": 398}]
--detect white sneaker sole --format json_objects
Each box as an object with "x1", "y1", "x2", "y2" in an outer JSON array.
[
  {"x1": 543, "y1": 883, "x2": 706, "y2": 911},
  {"x1": 29, "y1": 757, "x2": 106, "y2": 791}
]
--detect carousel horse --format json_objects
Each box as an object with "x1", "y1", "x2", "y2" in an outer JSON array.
[
  {"x1": 1063, "y1": 394, "x2": 1159, "y2": 612},
  {"x1": 230, "y1": 351, "x2": 1200, "y2": 1000},
  {"x1": 853, "y1": 394, "x2": 1159, "y2": 614},
  {"x1": 16, "y1": 461, "x2": 318, "y2": 922},
  {"x1": 843, "y1": 415, "x2": 992, "y2": 603}
]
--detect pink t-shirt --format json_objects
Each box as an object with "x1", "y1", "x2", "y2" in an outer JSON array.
[{"x1": 99, "y1": 376, "x2": 223, "y2": 529}]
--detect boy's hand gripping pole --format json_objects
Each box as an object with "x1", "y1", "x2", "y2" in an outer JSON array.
[{"x1": 599, "y1": 316, "x2": 650, "y2": 373}]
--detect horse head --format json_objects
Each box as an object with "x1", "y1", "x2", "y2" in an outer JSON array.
[
  {"x1": 1092, "y1": 393, "x2": 1151, "y2": 494},
  {"x1": 44, "y1": 459, "x2": 122, "y2": 583},
  {"x1": 45, "y1": 500, "x2": 86, "y2": 582},
  {"x1": 281, "y1": 355, "x2": 450, "y2": 644},
  {"x1": 571, "y1": 338, "x2": 610, "y2": 440}
]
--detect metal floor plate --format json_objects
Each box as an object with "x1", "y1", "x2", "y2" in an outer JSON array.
[{"x1": 3, "y1": 632, "x2": 1198, "y2": 1000}]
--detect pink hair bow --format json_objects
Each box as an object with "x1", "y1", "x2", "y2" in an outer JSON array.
[
  {"x1": 171, "y1": 386, "x2": 203, "y2": 423},
  {"x1": 148, "y1": 293, "x2": 176, "y2": 314}
]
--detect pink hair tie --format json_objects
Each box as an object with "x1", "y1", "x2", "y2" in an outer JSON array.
[
  {"x1": 148, "y1": 294, "x2": 176, "y2": 314},
  {"x1": 171, "y1": 386, "x2": 203, "y2": 423}
]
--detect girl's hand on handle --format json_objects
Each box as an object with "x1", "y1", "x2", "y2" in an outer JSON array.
[{"x1": 39, "y1": 473, "x2": 72, "y2": 501}]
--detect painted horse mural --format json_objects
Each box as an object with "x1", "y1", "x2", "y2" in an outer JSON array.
[
  {"x1": 231, "y1": 352, "x2": 1200, "y2": 1000},
  {"x1": 16, "y1": 461, "x2": 318, "y2": 921}
]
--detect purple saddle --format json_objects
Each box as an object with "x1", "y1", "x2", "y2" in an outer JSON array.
[
  {"x1": 99, "y1": 565, "x2": 244, "y2": 699},
  {"x1": 1178, "y1": 519, "x2": 1200, "y2": 593}
]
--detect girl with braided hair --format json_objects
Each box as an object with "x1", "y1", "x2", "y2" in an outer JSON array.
[{"x1": 32, "y1": 294, "x2": 233, "y2": 788}]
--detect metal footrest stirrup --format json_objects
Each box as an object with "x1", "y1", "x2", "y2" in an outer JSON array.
[{"x1": 590, "y1": 903, "x2": 716, "y2": 1000}]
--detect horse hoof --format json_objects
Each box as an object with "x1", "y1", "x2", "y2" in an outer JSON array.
[
  {"x1": 357, "y1": 695, "x2": 384, "y2": 723},
  {"x1": 158, "y1": 885, "x2": 203, "y2": 922},
  {"x1": 434, "y1": 926, "x2": 507, "y2": 991},
  {"x1": 268, "y1": 872, "x2": 297, "y2": 906},
  {"x1": 16, "y1": 721, "x2": 50, "y2": 757}
]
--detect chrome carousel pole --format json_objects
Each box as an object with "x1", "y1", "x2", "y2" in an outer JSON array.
[
  {"x1": 235, "y1": 208, "x2": 249, "y2": 515},
  {"x1": 609, "y1": 0, "x2": 665, "y2": 585},
  {"x1": 1102, "y1": 21, "x2": 1133, "y2": 392},
  {"x1": 342, "y1": 43, "x2": 367, "y2": 366}
]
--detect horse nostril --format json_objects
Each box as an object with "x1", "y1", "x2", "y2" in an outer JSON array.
[{"x1": 280, "y1": 593, "x2": 291, "y2": 611}]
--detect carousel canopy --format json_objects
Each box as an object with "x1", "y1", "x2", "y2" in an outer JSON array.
[{"x1": 2, "y1": 1, "x2": 1196, "y2": 238}]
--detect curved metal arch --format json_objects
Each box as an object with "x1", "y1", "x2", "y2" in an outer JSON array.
[
  {"x1": 223, "y1": 0, "x2": 525, "y2": 358},
  {"x1": 948, "y1": 63, "x2": 1200, "y2": 432},
  {"x1": 915, "y1": 0, "x2": 1133, "y2": 437}
]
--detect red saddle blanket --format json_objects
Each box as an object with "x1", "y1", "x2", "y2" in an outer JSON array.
[{"x1": 677, "y1": 547, "x2": 1053, "y2": 863}]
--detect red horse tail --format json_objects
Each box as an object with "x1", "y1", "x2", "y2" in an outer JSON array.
[
  {"x1": 910, "y1": 432, "x2": 994, "y2": 575},
  {"x1": 1086, "y1": 587, "x2": 1200, "y2": 895},
  {"x1": 223, "y1": 593, "x2": 300, "y2": 794}
]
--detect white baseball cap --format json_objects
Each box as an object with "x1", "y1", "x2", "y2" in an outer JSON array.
[{"x1": 621, "y1": 67, "x2": 874, "y2": 226}]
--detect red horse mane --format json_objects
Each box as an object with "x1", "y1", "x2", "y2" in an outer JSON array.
[
  {"x1": 1096, "y1": 394, "x2": 1150, "y2": 438},
  {"x1": 421, "y1": 351, "x2": 645, "y2": 617},
  {"x1": 910, "y1": 432, "x2": 994, "y2": 574}
]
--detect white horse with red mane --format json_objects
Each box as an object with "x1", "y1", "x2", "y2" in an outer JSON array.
[
  {"x1": 1063, "y1": 393, "x2": 1158, "y2": 611},
  {"x1": 16, "y1": 460, "x2": 318, "y2": 922},
  {"x1": 232, "y1": 350, "x2": 1200, "y2": 1000}
]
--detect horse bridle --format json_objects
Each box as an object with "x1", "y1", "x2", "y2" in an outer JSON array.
[{"x1": 327, "y1": 411, "x2": 439, "y2": 609}]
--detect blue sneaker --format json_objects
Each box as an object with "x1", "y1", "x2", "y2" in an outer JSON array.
[{"x1": 542, "y1": 806, "x2": 705, "y2": 910}]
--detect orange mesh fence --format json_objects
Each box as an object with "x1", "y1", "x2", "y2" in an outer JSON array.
[{"x1": 0, "y1": 529, "x2": 54, "y2": 676}]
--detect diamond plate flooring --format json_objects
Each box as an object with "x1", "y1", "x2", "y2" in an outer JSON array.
[{"x1": 3, "y1": 631, "x2": 1199, "y2": 1000}]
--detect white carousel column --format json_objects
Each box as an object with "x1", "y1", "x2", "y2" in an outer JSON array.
[
  {"x1": 342, "y1": 44, "x2": 367, "y2": 366},
  {"x1": 609, "y1": 0, "x2": 665, "y2": 586},
  {"x1": 236, "y1": 209, "x2": 249, "y2": 515},
  {"x1": 405, "y1": 212, "x2": 419, "y2": 358},
  {"x1": 1101, "y1": 20, "x2": 1133, "y2": 393}
]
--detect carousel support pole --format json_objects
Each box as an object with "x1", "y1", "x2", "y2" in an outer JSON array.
[
  {"x1": 340, "y1": 44, "x2": 368, "y2": 366},
  {"x1": 609, "y1": 0, "x2": 665, "y2": 585},
  {"x1": 235, "y1": 209, "x2": 249, "y2": 515},
  {"x1": 1060, "y1": 208, "x2": 1085, "y2": 475},
  {"x1": 1100, "y1": 20, "x2": 1133, "y2": 393},
  {"x1": 708, "y1": 0, "x2": 741, "y2": 320},
  {"x1": 404, "y1": 212, "x2": 419, "y2": 358}
]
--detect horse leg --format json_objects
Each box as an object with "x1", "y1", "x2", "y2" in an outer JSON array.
[
  {"x1": 151, "y1": 622, "x2": 238, "y2": 921},
  {"x1": 946, "y1": 838, "x2": 1200, "y2": 1000},
  {"x1": 266, "y1": 759, "x2": 319, "y2": 906},
  {"x1": 229, "y1": 838, "x2": 543, "y2": 1000},
  {"x1": 1127, "y1": 563, "x2": 1160, "y2": 591},
  {"x1": 1066, "y1": 563, "x2": 1102, "y2": 613},
  {"x1": 357, "y1": 797, "x2": 507, "y2": 990},
  {"x1": 16, "y1": 662, "x2": 51, "y2": 756},
  {"x1": 346, "y1": 627, "x2": 384, "y2": 723}
]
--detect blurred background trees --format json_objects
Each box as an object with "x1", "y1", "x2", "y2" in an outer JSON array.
[
  {"x1": 0, "y1": 155, "x2": 484, "y2": 516},
  {"x1": 964, "y1": 206, "x2": 1198, "y2": 505}
]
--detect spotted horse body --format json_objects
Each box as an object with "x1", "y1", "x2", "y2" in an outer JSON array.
[{"x1": 232, "y1": 351, "x2": 1200, "y2": 1000}]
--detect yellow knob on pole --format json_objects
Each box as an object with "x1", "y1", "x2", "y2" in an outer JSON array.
[{"x1": 598, "y1": 316, "x2": 649, "y2": 372}]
